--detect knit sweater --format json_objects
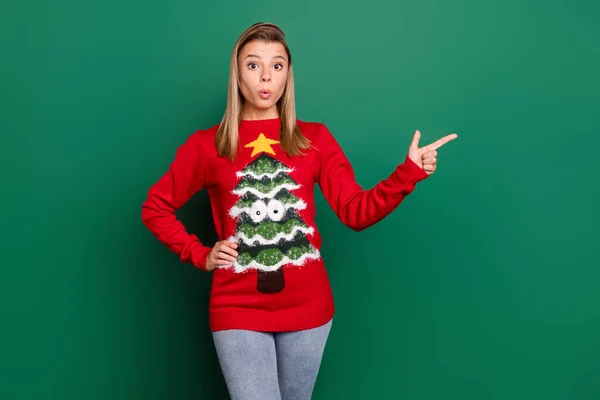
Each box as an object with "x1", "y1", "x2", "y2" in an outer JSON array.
[{"x1": 141, "y1": 118, "x2": 429, "y2": 332}]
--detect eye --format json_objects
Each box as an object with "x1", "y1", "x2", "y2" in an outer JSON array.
[
  {"x1": 266, "y1": 200, "x2": 285, "y2": 222},
  {"x1": 273, "y1": 63, "x2": 283, "y2": 70},
  {"x1": 248, "y1": 62, "x2": 258, "y2": 70},
  {"x1": 249, "y1": 200, "x2": 267, "y2": 223}
]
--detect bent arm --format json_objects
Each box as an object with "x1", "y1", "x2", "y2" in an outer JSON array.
[
  {"x1": 316, "y1": 124, "x2": 429, "y2": 231},
  {"x1": 141, "y1": 132, "x2": 212, "y2": 270}
]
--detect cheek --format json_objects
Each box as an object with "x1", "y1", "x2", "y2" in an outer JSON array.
[
  {"x1": 239, "y1": 65, "x2": 257, "y2": 81},
  {"x1": 238, "y1": 71, "x2": 253, "y2": 95},
  {"x1": 275, "y1": 73, "x2": 288, "y2": 93},
  {"x1": 239, "y1": 70, "x2": 249, "y2": 86}
]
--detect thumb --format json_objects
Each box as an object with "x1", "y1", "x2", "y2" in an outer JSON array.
[{"x1": 410, "y1": 130, "x2": 421, "y2": 150}]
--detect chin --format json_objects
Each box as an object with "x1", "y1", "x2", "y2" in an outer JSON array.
[{"x1": 253, "y1": 98, "x2": 278, "y2": 110}]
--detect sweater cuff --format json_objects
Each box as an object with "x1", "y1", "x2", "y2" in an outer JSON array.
[
  {"x1": 394, "y1": 155, "x2": 430, "y2": 186},
  {"x1": 187, "y1": 238, "x2": 212, "y2": 271}
]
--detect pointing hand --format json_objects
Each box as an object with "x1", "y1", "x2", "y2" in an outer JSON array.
[{"x1": 408, "y1": 130, "x2": 458, "y2": 175}]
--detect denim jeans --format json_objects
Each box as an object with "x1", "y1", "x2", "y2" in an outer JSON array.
[{"x1": 212, "y1": 319, "x2": 333, "y2": 400}]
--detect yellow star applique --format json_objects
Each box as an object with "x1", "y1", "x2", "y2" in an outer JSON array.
[{"x1": 244, "y1": 133, "x2": 280, "y2": 157}]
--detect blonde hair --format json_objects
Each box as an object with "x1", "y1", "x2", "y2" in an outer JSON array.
[{"x1": 215, "y1": 22, "x2": 311, "y2": 161}]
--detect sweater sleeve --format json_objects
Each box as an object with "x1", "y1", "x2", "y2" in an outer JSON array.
[
  {"x1": 316, "y1": 124, "x2": 430, "y2": 231},
  {"x1": 141, "y1": 132, "x2": 212, "y2": 271}
]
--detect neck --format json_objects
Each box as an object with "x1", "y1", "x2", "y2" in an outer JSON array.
[{"x1": 241, "y1": 104, "x2": 279, "y2": 121}]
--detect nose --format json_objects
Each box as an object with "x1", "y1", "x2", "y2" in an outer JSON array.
[{"x1": 261, "y1": 71, "x2": 271, "y2": 82}]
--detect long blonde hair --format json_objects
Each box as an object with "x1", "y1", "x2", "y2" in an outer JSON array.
[{"x1": 215, "y1": 22, "x2": 311, "y2": 161}]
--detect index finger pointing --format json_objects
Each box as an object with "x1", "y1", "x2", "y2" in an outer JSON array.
[{"x1": 424, "y1": 133, "x2": 458, "y2": 151}]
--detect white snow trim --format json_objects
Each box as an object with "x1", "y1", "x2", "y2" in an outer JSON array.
[
  {"x1": 235, "y1": 225, "x2": 314, "y2": 246},
  {"x1": 232, "y1": 183, "x2": 301, "y2": 198},
  {"x1": 228, "y1": 199, "x2": 307, "y2": 219},
  {"x1": 236, "y1": 166, "x2": 294, "y2": 180},
  {"x1": 217, "y1": 250, "x2": 321, "y2": 273}
]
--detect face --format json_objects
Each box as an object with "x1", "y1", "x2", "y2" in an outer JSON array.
[{"x1": 237, "y1": 40, "x2": 289, "y2": 119}]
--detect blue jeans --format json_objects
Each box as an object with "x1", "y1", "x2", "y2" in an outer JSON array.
[{"x1": 212, "y1": 319, "x2": 333, "y2": 400}]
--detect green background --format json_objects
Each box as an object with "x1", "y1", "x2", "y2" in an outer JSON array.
[{"x1": 2, "y1": 0, "x2": 599, "y2": 398}]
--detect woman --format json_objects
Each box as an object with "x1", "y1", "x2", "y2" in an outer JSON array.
[{"x1": 141, "y1": 22, "x2": 456, "y2": 400}]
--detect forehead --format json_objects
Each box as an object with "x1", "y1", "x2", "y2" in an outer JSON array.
[{"x1": 239, "y1": 40, "x2": 287, "y2": 59}]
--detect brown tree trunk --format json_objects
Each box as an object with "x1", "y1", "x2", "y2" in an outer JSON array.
[{"x1": 257, "y1": 269, "x2": 285, "y2": 293}]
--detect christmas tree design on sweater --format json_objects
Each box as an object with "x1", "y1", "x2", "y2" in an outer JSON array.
[{"x1": 227, "y1": 133, "x2": 320, "y2": 293}]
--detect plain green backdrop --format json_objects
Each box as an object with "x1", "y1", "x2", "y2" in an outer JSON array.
[{"x1": 2, "y1": 0, "x2": 599, "y2": 399}]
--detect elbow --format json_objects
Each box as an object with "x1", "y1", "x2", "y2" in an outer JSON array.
[
  {"x1": 342, "y1": 218, "x2": 369, "y2": 232},
  {"x1": 338, "y1": 206, "x2": 370, "y2": 232},
  {"x1": 141, "y1": 194, "x2": 161, "y2": 229},
  {"x1": 350, "y1": 224, "x2": 370, "y2": 232},
  {"x1": 341, "y1": 212, "x2": 384, "y2": 232},
  {"x1": 350, "y1": 225, "x2": 366, "y2": 232},
  {"x1": 141, "y1": 191, "x2": 177, "y2": 230}
]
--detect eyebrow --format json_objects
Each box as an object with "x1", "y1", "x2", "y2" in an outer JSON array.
[{"x1": 245, "y1": 53, "x2": 287, "y2": 61}]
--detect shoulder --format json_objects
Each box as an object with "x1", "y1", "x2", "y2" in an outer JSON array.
[
  {"x1": 296, "y1": 118, "x2": 327, "y2": 132},
  {"x1": 192, "y1": 122, "x2": 220, "y2": 142},
  {"x1": 168, "y1": 122, "x2": 220, "y2": 163},
  {"x1": 296, "y1": 119, "x2": 340, "y2": 154},
  {"x1": 296, "y1": 119, "x2": 333, "y2": 143},
  {"x1": 179, "y1": 122, "x2": 219, "y2": 149}
]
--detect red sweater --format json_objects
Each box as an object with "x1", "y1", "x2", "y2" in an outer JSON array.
[{"x1": 141, "y1": 118, "x2": 429, "y2": 332}]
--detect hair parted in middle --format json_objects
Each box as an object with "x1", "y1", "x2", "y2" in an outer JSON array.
[{"x1": 215, "y1": 22, "x2": 312, "y2": 161}]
